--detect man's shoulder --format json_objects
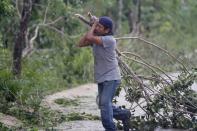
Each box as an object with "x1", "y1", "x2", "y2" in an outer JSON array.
[
  {"x1": 102, "y1": 35, "x2": 115, "y2": 39},
  {"x1": 101, "y1": 35, "x2": 116, "y2": 43}
]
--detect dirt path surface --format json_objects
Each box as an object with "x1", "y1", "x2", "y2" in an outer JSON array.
[
  {"x1": 0, "y1": 112, "x2": 22, "y2": 128},
  {"x1": 41, "y1": 83, "x2": 100, "y2": 115},
  {"x1": 41, "y1": 83, "x2": 105, "y2": 131}
]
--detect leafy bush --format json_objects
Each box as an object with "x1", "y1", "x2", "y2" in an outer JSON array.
[
  {"x1": 0, "y1": 122, "x2": 10, "y2": 130},
  {"x1": 0, "y1": 70, "x2": 20, "y2": 102}
]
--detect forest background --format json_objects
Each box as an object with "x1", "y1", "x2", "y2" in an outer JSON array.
[{"x1": 0, "y1": 0, "x2": 197, "y2": 129}]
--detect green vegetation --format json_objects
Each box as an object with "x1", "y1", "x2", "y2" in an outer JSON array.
[
  {"x1": 0, "y1": 123, "x2": 10, "y2": 130},
  {"x1": 64, "y1": 112, "x2": 100, "y2": 121},
  {"x1": 0, "y1": 0, "x2": 13, "y2": 18},
  {"x1": 128, "y1": 71, "x2": 197, "y2": 130},
  {"x1": 1, "y1": 106, "x2": 68, "y2": 129},
  {"x1": 55, "y1": 98, "x2": 79, "y2": 107},
  {"x1": 0, "y1": 0, "x2": 197, "y2": 129}
]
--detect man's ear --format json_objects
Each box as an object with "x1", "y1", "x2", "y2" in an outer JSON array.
[{"x1": 104, "y1": 28, "x2": 110, "y2": 34}]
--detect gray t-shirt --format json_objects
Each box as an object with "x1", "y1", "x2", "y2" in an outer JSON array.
[{"x1": 92, "y1": 35, "x2": 121, "y2": 83}]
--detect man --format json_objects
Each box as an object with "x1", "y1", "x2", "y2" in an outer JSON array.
[{"x1": 78, "y1": 16, "x2": 131, "y2": 131}]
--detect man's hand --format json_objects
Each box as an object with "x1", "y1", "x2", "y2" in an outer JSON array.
[
  {"x1": 85, "y1": 19, "x2": 102, "y2": 46},
  {"x1": 91, "y1": 19, "x2": 99, "y2": 30},
  {"x1": 78, "y1": 18, "x2": 100, "y2": 47},
  {"x1": 90, "y1": 16, "x2": 98, "y2": 26},
  {"x1": 88, "y1": 12, "x2": 98, "y2": 26},
  {"x1": 78, "y1": 13, "x2": 102, "y2": 47}
]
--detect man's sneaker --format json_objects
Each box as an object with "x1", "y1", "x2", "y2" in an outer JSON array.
[{"x1": 122, "y1": 109, "x2": 131, "y2": 131}]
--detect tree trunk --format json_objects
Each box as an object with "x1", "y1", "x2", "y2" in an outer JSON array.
[
  {"x1": 153, "y1": 0, "x2": 161, "y2": 10},
  {"x1": 128, "y1": 0, "x2": 141, "y2": 35},
  {"x1": 12, "y1": 0, "x2": 32, "y2": 77},
  {"x1": 181, "y1": 0, "x2": 188, "y2": 10},
  {"x1": 116, "y1": 0, "x2": 123, "y2": 34}
]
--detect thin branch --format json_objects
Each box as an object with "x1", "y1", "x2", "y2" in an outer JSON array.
[
  {"x1": 124, "y1": 75, "x2": 160, "y2": 81},
  {"x1": 118, "y1": 57, "x2": 152, "y2": 102},
  {"x1": 41, "y1": 24, "x2": 65, "y2": 36},
  {"x1": 75, "y1": 14, "x2": 91, "y2": 26},
  {"x1": 22, "y1": 26, "x2": 39, "y2": 58},
  {"x1": 131, "y1": 100, "x2": 146, "y2": 110},
  {"x1": 122, "y1": 51, "x2": 173, "y2": 83},
  {"x1": 121, "y1": 54, "x2": 172, "y2": 85},
  {"x1": 115, "y1": 36, "x2": 190, "y2": 73},
  {"x1": 15, "y1": 0, "x2": 21, "y2": 19},
  {"x1": 115, "y1": 36, "x2": 138, "y2": 40},
  {"x1": 45, "y1": 17, "x2": 64, "y2": 25},
  {"x1": 43, "y1": 0, "x2": 50, "y2": 24},
  {"x1": 29, "y1": 25, "x2": 39, "y2": 46},
  {"x1": 172, "y1": 107, "x2": 197, "y2": 116}
]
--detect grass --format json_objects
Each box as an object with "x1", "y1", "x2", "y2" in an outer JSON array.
[
  {"x1": 64, "y1": 112, "x2": 100, "y2": 121},
  {"x1": 1, "y1": 105, "x2": 100, "y2": 129},
  {"x1": 0, "y1": 123, "x2": 10, "y2": 130},
  {"x1": 55, "y1": 98, "x2": 79, "y2": 107},
  {"x1": 4, "y1": 106, "x2": 67, "y2": 129}
]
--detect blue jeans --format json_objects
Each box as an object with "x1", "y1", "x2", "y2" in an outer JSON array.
[{"x1": 98, "y1": 80, "x2": 129, "y2": 131}]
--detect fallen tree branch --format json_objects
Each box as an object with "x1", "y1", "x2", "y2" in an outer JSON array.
[
  {"x1": 115, "y1": 36, "x2": 189, "y2": 73},
  {"x1": 121, "y1": 51, "x2": 173, "y2": 84}
]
